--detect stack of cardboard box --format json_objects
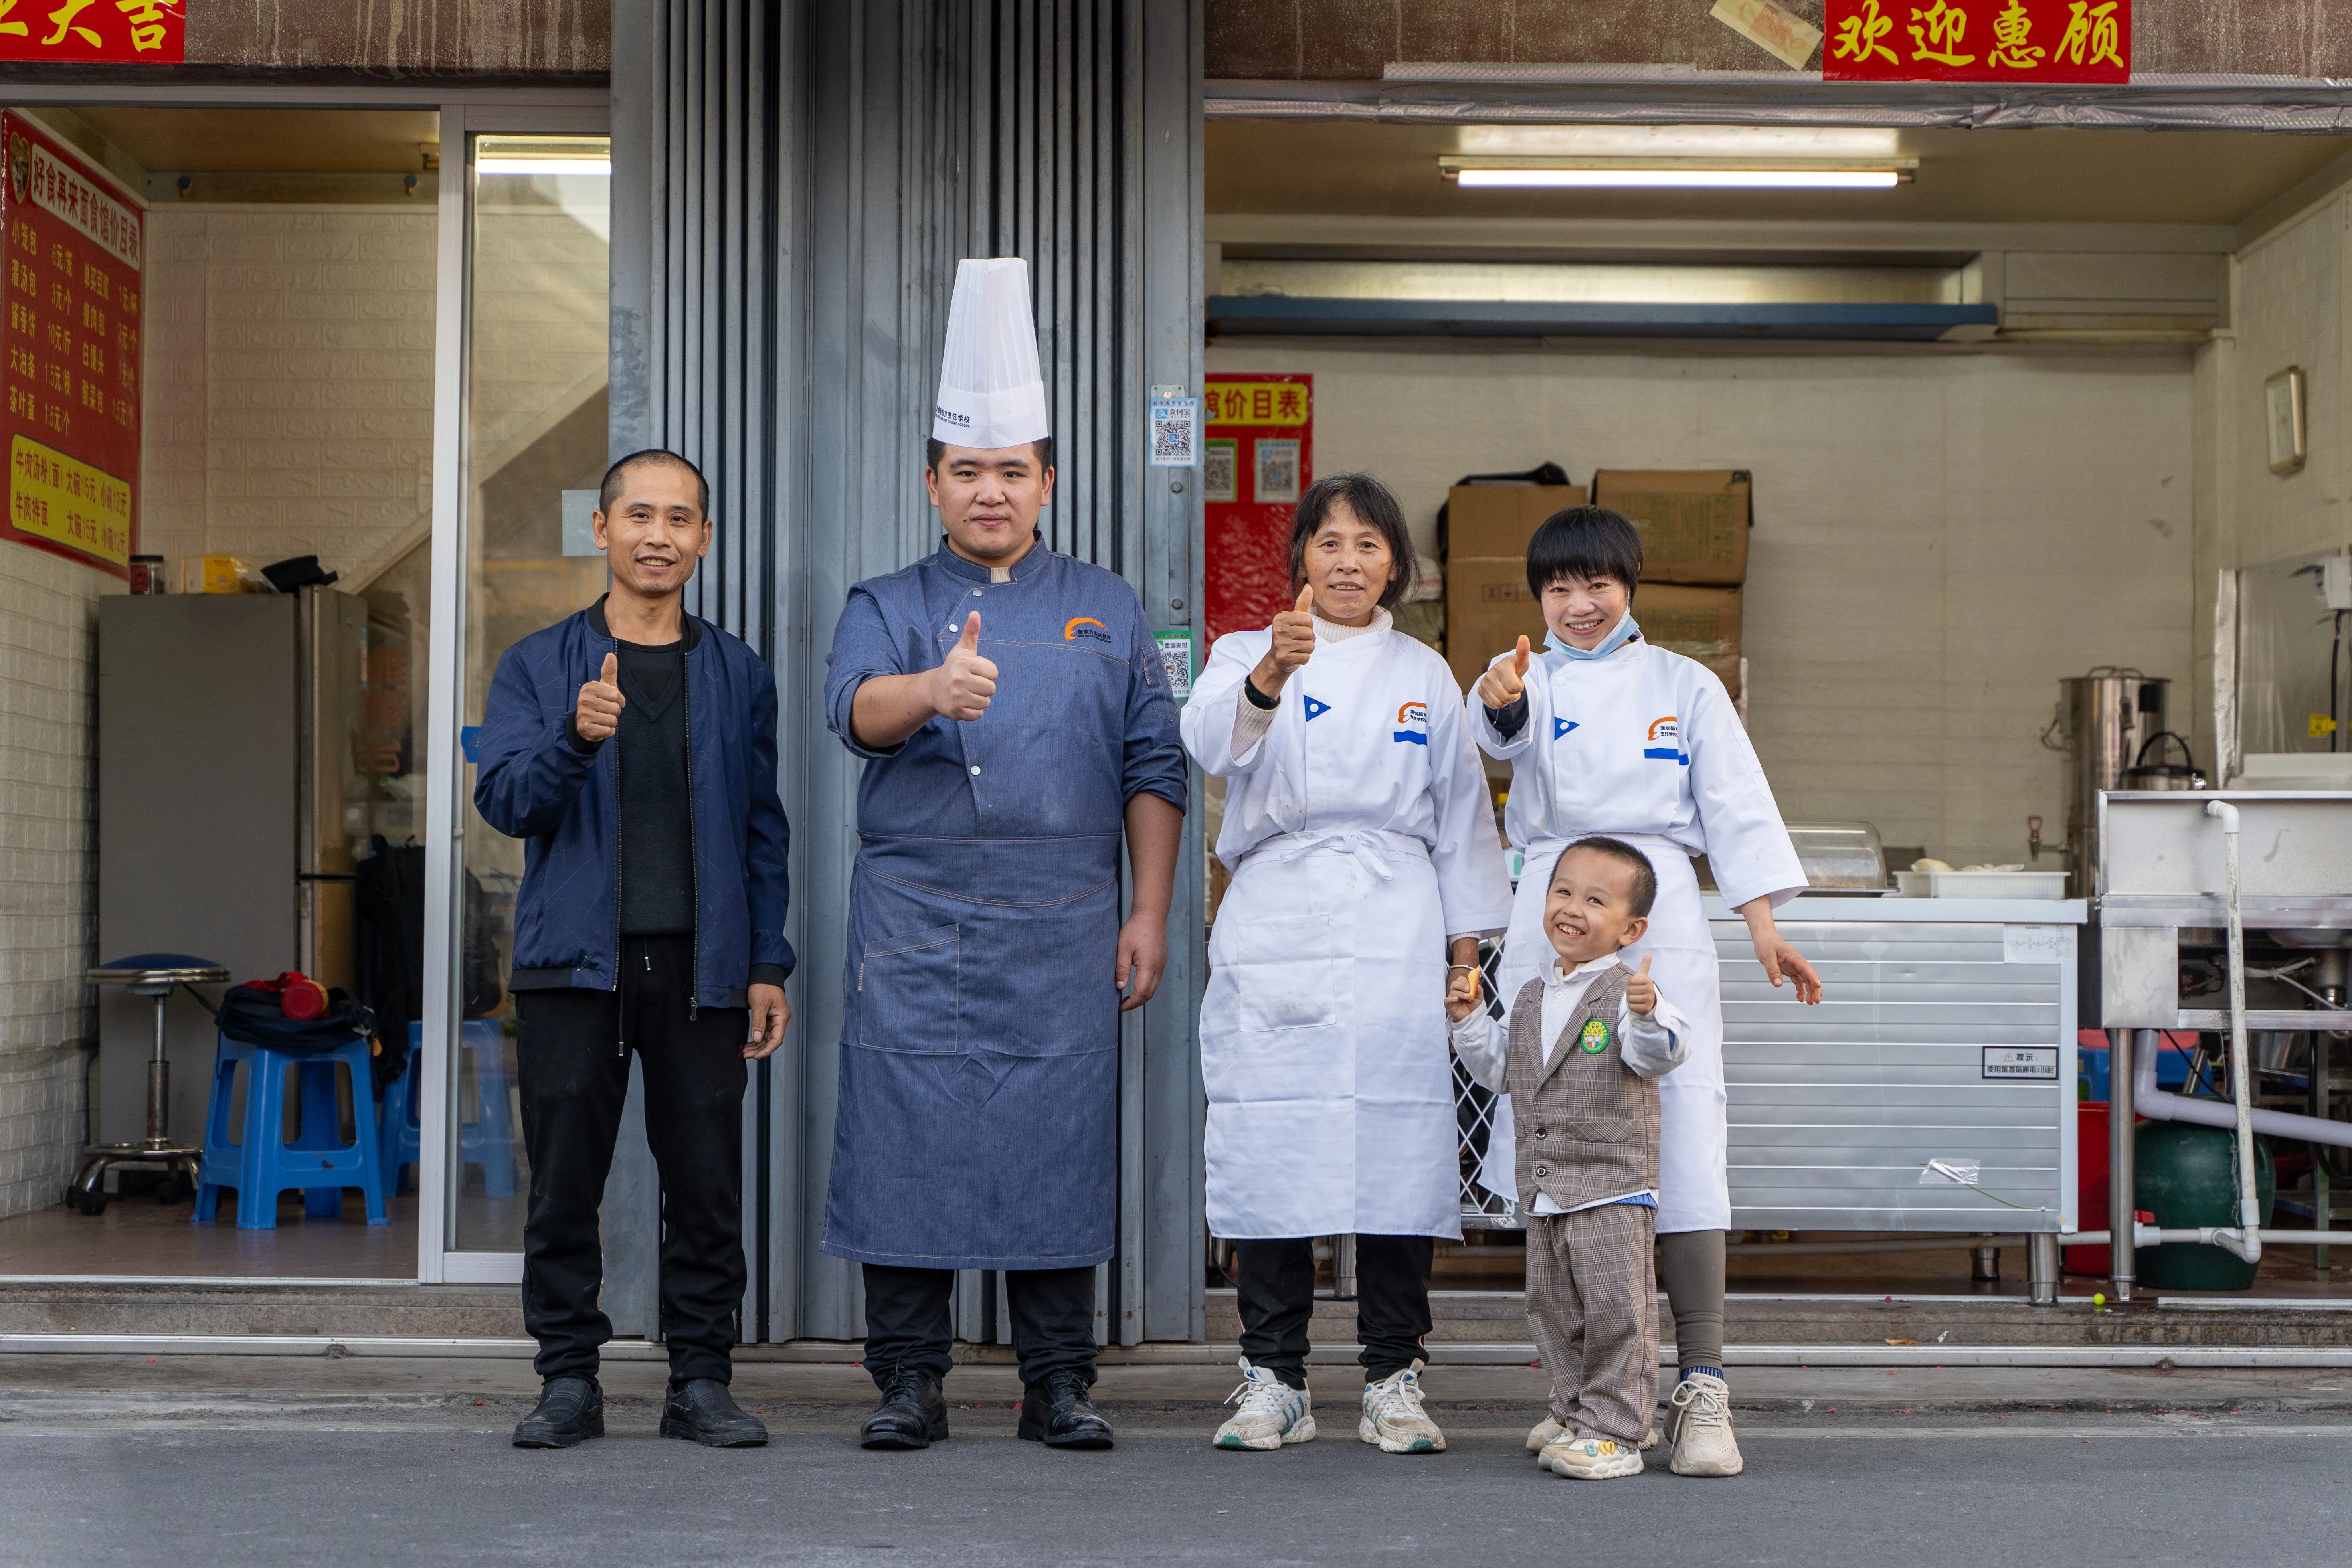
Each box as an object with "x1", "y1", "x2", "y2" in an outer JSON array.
[
  {"x1": 1592, "y1": 469, "x2": 1749, "y2": 696},
  {"x1": 1441, "y1": 469, "x2": 1750, "y2": 700}
]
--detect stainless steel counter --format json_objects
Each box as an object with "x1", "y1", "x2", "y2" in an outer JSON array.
[{"x1": 1707, "y1": 895, "x2": 2089, "y2": 1235}]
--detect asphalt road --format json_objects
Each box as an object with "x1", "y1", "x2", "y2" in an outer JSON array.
[{"x1": 4, "y1": 1405, "x2": 2345, "y2": 1567}]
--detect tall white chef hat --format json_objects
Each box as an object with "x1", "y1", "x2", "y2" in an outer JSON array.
[{"x1": 932, "y1": 257, "x2": 1049, "y2": 451}]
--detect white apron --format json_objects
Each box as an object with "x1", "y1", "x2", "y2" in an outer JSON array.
[
  {"x1": 1183, "y1": 619, "x2": 1513, "y2": 1241},
  {"x1": 1476, "y1": 834, "x2": 1727, "y2": 1234},
  {"x1": 1203, "y1": 831, "x2": 1460, "y2": 1238}
]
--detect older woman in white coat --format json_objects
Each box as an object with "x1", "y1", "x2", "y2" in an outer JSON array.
[
  {"x1": 1183, "y1": 474, "x2": 1511, "y2": 1457},
  {"x1": 1470, "y1": 504, "x2": 1822, "y2": 1480}
]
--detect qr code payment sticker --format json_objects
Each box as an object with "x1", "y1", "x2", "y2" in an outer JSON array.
[
  {"x1": 1254, "y1": 437, "x2": 1300, "y2": 504},
  {"x1": 1148, "y1": 397, "x2": 1198, "y2": 467}
]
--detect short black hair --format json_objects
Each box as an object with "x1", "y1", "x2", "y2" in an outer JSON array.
[
  {"x1": 600, "y1": 449, "x2": 710, "y2": 516},
  {"x1": 1288, "y1": 473, "x2": 1420, "y2": 613},
  {"x1": 925, "y1": 437, "x2": 1055, "y2": 473},
  {"x1": 1557, "y1": 834, "x2": 1659, "y2": 919},
  {"x1": 1526, "y1": 505, "x2": 1643, "y2": 601}
]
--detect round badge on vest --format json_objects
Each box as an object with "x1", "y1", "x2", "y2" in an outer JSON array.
[{"x1": 1579, "y1": 1018, "x2": 1611, "y2": 1054}]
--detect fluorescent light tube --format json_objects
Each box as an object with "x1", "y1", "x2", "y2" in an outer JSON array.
[
  {"x1": 1453, "y1": 167, "x2": 1901, "y2": 190},
  {"x1": 477, "y1": 157, "x2": 613, "y2": 177}
]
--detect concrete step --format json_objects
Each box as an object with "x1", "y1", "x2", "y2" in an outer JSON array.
[
  {"x1": 0, "y1": 1279, "x2": 525, "y2": 1338},
  {"x1": 1203, "y1": 1288, "x2": 2352, "y2": 1349}
]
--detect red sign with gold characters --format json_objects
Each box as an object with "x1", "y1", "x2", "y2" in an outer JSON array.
[
  {"x1": 2, "y1": 112, "x2": 142, "y2": 576},
  {"x1": 0, "y1": 0, "x2": 186, "y2": 62},
  {"x1": 1202, "y1": 374, "x2": 1313, "y2": 649},
  {"x1": 1824, "y1": 0, "x2": 2127, "y2": 83}
]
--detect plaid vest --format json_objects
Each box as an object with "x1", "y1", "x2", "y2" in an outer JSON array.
[{"x1": 1505, "y1": 964, "x2": 1662, "y2": 1212}]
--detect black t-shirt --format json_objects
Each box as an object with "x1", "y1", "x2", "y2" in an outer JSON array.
[{"x1": 611, "y1": 638, "x2": 695, "y2": 936}]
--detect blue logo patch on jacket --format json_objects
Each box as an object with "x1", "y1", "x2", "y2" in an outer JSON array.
[
  {"x1": 1553, "y1": 717, "x2": 1578, "y2": 740},
  {"x1": 1303, "y1": 695, "x2": 1332, "y2": 722},
  {"x1": 1392, "y1": 700, "x2": 1429, "y2": 744},
  {"x1": 1644, "y1": 715, "x2": 1690, "y2": 765}
]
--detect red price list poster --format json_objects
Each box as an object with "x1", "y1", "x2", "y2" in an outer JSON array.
[
  {"x1": 1201, "y1": 374, "x2": 1312, "y2": 649},
  {"x1": 2, "y1": 111, "x2": 142, "y2": 577}
]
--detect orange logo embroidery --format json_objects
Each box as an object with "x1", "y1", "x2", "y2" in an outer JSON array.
[{"x1": 1064, "y1": 616, "x2": 1111, "y2": 645}]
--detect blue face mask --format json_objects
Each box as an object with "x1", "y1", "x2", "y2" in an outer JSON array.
[{"x1": 1545, "y1": 613, "x2": 1642, "y2": 661}]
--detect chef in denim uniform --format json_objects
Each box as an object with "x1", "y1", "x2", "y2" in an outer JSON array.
[{"x1": 820, "y1": 259, "x2": 1187, "y2": 1455}]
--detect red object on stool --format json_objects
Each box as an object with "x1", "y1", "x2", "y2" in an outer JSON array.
[{"x1": 249, "y1": 971, "x2": 330, "y2": 1020}]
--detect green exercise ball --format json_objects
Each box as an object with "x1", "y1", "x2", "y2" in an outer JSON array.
[{"x1": 2134, "y1": 1121, "x2": 2277, "y2": 1291}]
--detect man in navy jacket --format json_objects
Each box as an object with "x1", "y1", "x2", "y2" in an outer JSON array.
[{"x1": 474, "y1": 449, "x2": 791, "y2": 1451}]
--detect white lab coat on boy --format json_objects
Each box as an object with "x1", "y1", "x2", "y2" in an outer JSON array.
[
  {"x1": 1186, "y1": 613, "x2": 1513, "y2": 1240},
  {"x1": 1469, "y1": 636, "x2": 1804, "y2": 1234}
]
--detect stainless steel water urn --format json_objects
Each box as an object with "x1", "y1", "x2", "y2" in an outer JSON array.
[{"x1": 2051, "y1": 670, "x2": 2171, "y2": 898}]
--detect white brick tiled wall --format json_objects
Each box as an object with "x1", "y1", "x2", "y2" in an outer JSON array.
[
  {"x1": 1207, "y1": 343, "x2": 2195, "y2": 868},
  {"x1": 142, "y1": 208, "x2": 439, "y2": 578},
  {"x1": 0, "y1": 545, "x2": 111, "y2": 1218}
]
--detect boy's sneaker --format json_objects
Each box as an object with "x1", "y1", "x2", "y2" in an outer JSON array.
[
  {"x1": 1214, "y1": 1357, "x2": 1316, "y2": 1451},
  {"x1": 1358, "y1": 1359, "x2": 1446, "y2": 1453},
  {"x1": 1543, "y1": 1435, "x2": 1644, "y2": 1479},
  {"x1": 1527, "y1": 1415, "x2": 1656, "y2": 1453},
  {"x1": 1664, "y1": 1371, "x2": 1743, "y2": 1476}
]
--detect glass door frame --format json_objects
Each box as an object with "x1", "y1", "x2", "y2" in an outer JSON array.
[{"x1": 416, "y1": 99, "x2": 612, "y2": 1286}]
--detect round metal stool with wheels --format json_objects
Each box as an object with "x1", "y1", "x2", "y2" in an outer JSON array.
[{"x1": 70, "y1": 955, "x2": 228, "y2": 1215}]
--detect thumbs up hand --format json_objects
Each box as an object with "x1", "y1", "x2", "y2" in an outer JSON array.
[
  {"x1": 931, "y1": 611, "x2": 999, "y2": 722},
  {"x1": 1269, "y1": 583, "x2": 1317, "y2": 676},
  {"x1": 1476, "y1": 635, "x2": 1533, "y2": 710},
  {"x1": 575, "y1": 651, "x2": 626, "y2": 743},
  {"x1": 1626, "y1": 954, "x2": 1658, "y2": 1018}
]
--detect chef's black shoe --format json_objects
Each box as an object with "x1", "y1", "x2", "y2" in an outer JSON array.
[
  {"x1": 513, "y1": 1374, "x2": 604, "y2": 1448},
  {"x1": 660, "y1": 1378, "x2": 769, "y2": 1447},
  {"x1": 860, "y1": 1367, "x2": 950, "y2": 1449},
  {"x1": 1017, "y1": 1368, "x2": 1114, "y2": 1449}
]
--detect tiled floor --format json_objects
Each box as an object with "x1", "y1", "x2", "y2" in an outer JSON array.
[{"x1": 0, "y1": 1193, "x2": 421, "y2": 1279}]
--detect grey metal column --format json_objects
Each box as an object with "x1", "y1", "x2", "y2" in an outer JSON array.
[
  {"x1": 610, "y1": 0, "x2": 795, "y2": 1343},
  {"x1": 620, "y1": 0, "x2": 1205, "y2": 1349},
  {"x1": 2109, "y1": 1026, "x2": 2136, "y2": 1301}
]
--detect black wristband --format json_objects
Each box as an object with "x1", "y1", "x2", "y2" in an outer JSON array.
[{"x1": 1242, "y1": 676, "x2": 1280, "y2": 710}]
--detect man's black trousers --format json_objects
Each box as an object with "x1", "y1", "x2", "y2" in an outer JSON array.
[
  {"x1": 516, "y1": 935, "x2": 747, "y2": 1385},
  {"x1": 860, "y1": 1263, "x2": 1098, "y2": 1390},
  {"x1": 1234, "y1": 1235, "x2": 1433, "y2": 1389}
]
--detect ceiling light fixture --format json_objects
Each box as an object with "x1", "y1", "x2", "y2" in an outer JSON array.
[
  {"x1": 1440, "y1": 155, "x2": 1915, "y2": 190},
  {"x1": 477, "y1": 156, "x2": 613, "y2": 177}
]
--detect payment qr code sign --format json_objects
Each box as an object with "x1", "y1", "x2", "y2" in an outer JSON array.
[
  {"x1": 1203, "y1": 439, "x2": 1237, "y2": 503},
  {"x1": 1254, "y1": 438, "x2": 1300, "y2": 504},
  {"x1": 1154, "y1": 629, "x2": 1195, "y2": 700},
  {"x1": 1148, "y1": 396, "x2": 1198, "y2": 467}
]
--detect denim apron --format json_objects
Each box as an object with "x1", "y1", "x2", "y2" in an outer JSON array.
[{"x1": 820, "y1": 543, "x2": 1182, "y2": 1271}]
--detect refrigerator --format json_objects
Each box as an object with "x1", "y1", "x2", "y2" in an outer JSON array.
[{"x1": 96, "y1": 587, "x2": 375, "y2": 1146}]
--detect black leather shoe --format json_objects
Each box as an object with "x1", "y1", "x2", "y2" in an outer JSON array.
[
  {"x1": 660, "y1": 1378, "x2": 768, "y2": 1448},
  {"x1": 513, "y1": 1375, "x2": 604, "y2": 1448},
  {"x1": 1017, "y1": 1368, "x2": 1113, "y2": 1449},
  {"x1": 860, "y1": 1367, "x2": 950, "y2": 1449}
]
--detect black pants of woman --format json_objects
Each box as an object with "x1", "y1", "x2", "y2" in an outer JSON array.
[{"x1": 1233, "y1": 1235, "x2": 1433, "y2": 1390}]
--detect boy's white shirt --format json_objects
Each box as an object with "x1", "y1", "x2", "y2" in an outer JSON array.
[{"x1": 1450, "y1": 953, "x2": 1689, "y2": 1215}]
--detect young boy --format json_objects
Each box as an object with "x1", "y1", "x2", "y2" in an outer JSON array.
[{"x1": 1446, "y1": 836, "x2": 1688, "y2": 1479}]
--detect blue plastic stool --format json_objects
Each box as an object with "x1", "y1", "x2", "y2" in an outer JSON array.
[
  {"x1": 377, "y1": 1020, "x2": 518, "y2": 1203},
  {"x1": 194, "y1": 1032, "x2": 388, "y2": 1229}
]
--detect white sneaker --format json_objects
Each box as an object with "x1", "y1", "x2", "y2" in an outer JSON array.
[
  {"x1": 1358, "y1": 1359, "x2": 1446, "y2": 1453},
  {"x1": 1664, "y1": 1372, "x2": 1743, "y2": 1477},
  {"x1": 1531, "y1": 1415, "x2": 1657, "y2": 1453},
  {"x1": 1213, "y1": 1358, "x2": 1316, "y2": 1451},
  {"x1": 1543, "y1": 1434, "x2": 1644, "y2": 1479}
]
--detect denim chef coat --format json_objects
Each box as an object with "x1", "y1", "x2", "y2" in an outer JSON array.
[{"x1": 819, "y1": 537, "x2": 1187, "y2": 1271}]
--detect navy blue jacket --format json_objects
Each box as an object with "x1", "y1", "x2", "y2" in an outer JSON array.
[{"x1": 473, "y1": 597, "x2": 794, "y2": 1007}]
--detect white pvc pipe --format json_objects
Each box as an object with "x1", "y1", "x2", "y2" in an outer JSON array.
[
  {"x1": 2133, "y1": 1041, "x2": 2352, "y2": 1148},
  {"x1": 2203, "y1": 800, "x2": 2260, "y2": 1264}
]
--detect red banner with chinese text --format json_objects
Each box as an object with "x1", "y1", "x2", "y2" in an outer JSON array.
[
  {"x1": 0, "y1": 0, "x2": 186, "y2": 62},
  {"x1": 1823, "y1": 0, "x2": 2127, "y2": 83},
  {"x1": 1203, "y1": 375, "x2": 1312, "y2": 649},
  {"x1": 2, "y1": 112, "x2": 142, "y2": 577}
]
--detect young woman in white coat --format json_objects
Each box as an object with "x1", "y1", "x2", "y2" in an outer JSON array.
[
  {"x1": 1183, "y1": 474, "x2": 1512, "y2": 1457},
  {"x1": 1468, "y1": 505, "x2": 1823, "y2": 1479}
]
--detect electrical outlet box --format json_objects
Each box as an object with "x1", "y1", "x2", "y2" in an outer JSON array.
[{"x1": 2324, "y1": 555, "x2": 2352, "y2": 611}]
